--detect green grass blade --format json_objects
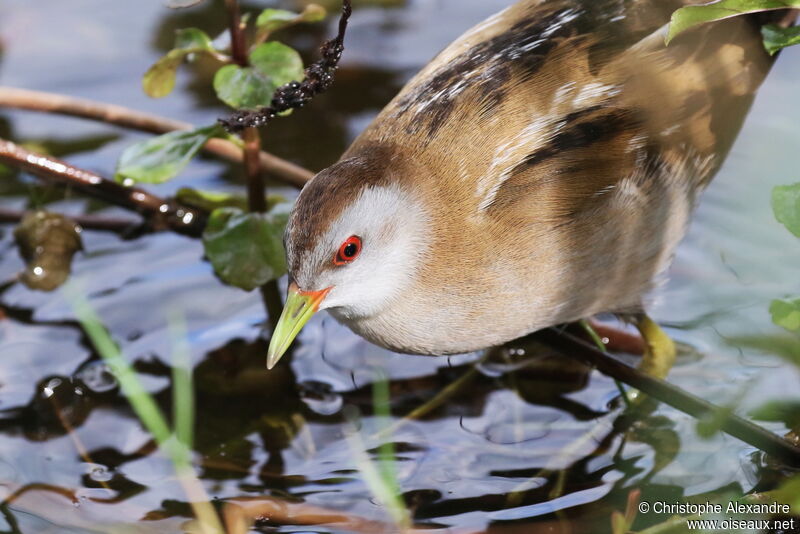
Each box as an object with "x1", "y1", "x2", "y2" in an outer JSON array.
[
  {"x1": 169, "y1": 310, "x2": 194, "y2": 450},
  {"x1": 371, "y1": 372, "x2": 402, "y2": 501},
  {"x1": 68, "y1": 289, "x2": 223, "y2": 534},
  {"x1": 71, "y1": 293, "x2": 174, "y2": 448}
]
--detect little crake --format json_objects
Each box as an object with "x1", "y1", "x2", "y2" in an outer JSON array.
[{"x1": 267, "y1": 0, "x2": 793, "y2": 369}]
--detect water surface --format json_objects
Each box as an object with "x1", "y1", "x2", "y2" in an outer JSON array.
[{"x1": 1, "y1": 1, "x2": 799, "y2": 532}]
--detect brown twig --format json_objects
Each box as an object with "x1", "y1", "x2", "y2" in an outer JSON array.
[
  {"x1": 0, "y1": 138, "x2": 206, "y2": 237},
  {"x1": 0, "y1": 207, "x2": 142, "y2": 234},
  {"x1": 221, "y1": 0, "x2": 353, "y2": 131},
  {"x1": 223, "y1": 497, "x2": 429, "y2": 534},
  {"x1": 243, "y1": 132, "x2": 266, "y2": 213},
  {"x1": 225, "y1": 0, "x2": 248, "y2": 66},
  {"x1": 537, "y1": 327, "x2": 800, "y2": 467},
  {"x1": 0, "y1": 86, "x2": 313, "y2": 187},
  {"x1": 222, "y1": 0, "x2": 286, "y2": 326}
]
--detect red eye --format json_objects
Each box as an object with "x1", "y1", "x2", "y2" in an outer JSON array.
[{"x1": 334, "y1": 236, "x2": 362, "y2": 265}]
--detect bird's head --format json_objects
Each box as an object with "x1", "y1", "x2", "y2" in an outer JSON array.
[{"x1": 267, "y1": 153, "x2": 430, "y2": 368}]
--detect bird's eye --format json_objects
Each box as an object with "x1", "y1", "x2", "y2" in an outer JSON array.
[{"x1": 334, "y1": 236, "x2": 362, "y2": 265}]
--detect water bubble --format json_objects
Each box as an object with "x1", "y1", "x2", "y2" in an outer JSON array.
[
  {"x1": 87, "y1": 464, "x2": 113, "y2": 483},
  {"x1": 74, "y1": 360, "x2": 118, "y2": 395},
  {"x1": 298, "y1": 380, "x2": 343, "y2": 416}
]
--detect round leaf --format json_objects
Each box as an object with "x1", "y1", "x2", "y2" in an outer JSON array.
[
  {"x1": 250, "y1": 42, "x2": 304, "y2": 84},
  {"x1": 142, "y1": 28, "x2": 216, "y2": 98},
  {"x1": 213, "y1": 43, "x2": 303, "y2": 110},
  {"x1": 770, "y1": 298, "x2": 800, "y2": 333},
  {"x1": 256, "y1": 5, "x2": 326, "y2": 34},
  {"x1": 256, "y1": 9, "x2": 298, "y2": 33},
  {"x1": 174, "y1": 28, "x2": 214, "y2": 51},
  {"x1": 202, "y1": 206, "x2": 290, "y2": 291},
  {"x1": 143, "y1": 51, "x2": 184, "y2": 98},
  {"x1": 213, "y1": 65, "x2": 276, "y2": 110},
  {"x1": 772, "y1": 183, "x2": 800, "y2": 238}
]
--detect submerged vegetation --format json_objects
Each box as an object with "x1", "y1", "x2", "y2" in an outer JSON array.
[{"x1": 0, "y1": 0, "x2": 799, "y2": 532}]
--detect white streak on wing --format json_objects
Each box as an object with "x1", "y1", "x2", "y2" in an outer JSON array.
[
  {"x1": 541, "y1": 8, "x2": 581, "y2": 37},
  {"x1": 476, "y1": 115, "x2": 565, "y2": 212},
  {"x1": 517, "y1": 38, "x2": 546, "y2": 54},
  {"x1": 573, "y1": 82, "x2": 621, "y2": 107},
  {"x1": 593, "y1": 184, "x2": 617, "y2": 198},
  {"x1": 554, "y1": 82, "x2": 577, "y2": 105},
  {"x1": 507, "y1": 9, "x2": 581, "y2": 60},
  {"x1": 475, "y1": 77, "x2": 620, "y2": 212},
  {"x1": 411, "y1": 8, "x2": 585, "y2": 116},
  {"x1": 627, "y1": 134, "x2": 648, "y2": 153},
  {"x1": 412, "y1": 78, "x2": 469, "y2": 115}
]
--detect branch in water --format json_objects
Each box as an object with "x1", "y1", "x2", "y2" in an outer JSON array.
[
  {"x1": 220, "y1": 0, "x2": 353, "y2": 132},
  {"x1": 0, "y1": 86, "x2": 313, "y2": 187},
  {"x1": 0, "y1": 138, "x2": 206, "y2": 237},
  {"x1": 537, "y1": 326, "x2": 800, "y2": 468}
]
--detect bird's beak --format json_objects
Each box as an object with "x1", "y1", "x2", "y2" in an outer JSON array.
[{"x1": 266, "y1": 282, "x2": 332, "y2": 369}]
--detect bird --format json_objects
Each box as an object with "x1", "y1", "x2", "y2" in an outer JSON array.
[{"x1": 266, "y1": 0, "x2": 794, "y2": 372}]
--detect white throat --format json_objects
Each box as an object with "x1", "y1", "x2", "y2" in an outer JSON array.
[{"x1": 300, "y1": 183, "x2": 430, "y2": 319}]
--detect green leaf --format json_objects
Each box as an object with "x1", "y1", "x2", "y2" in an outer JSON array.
[
  {"x1": 726, "y1": 332, "x2": 800, "y2": 367},
  {"x1": 166, "y1": 0, "x2": 206, "y2": 7},
  {"x1": 749, "y1": 399, "x2": 800, "y2": 427},
  {"x1": 770, "y1": 475, "x2": 800, "y2": 512},
  {"x1": 250, "y1": 42, "x2": 304, "y2": 84},
  {"x1": 142, "y1": 28, "x2": 216, "y2": 98},
  {"x1": 174, "y1": 27, "x2": 214, "y2": 51},
  {"x1": 255, "y1": 4, "x2": 326, "y2": 35},
  {"x1": 115, "y1": 125, "x2": 221, "y2": 184},
  {"x1": 611, "y1": 511, "x2": 628, "y2": 534},
  {"x1": 696, "y1": 402, "x2": 737, "y2": 439},
  {"x1": 143, "y1": 52, "x2": 184, "y2": 98},
  {"x1": 177, "y1": 188, "x2": 249, "y2": 212},
  {"x1": 213, "y1": 42, "x2": 303, "y2": 110},
  {"x1": 772, "y1": 183, "x2": 800, "y2": 238},
  {"x1": 13, "y1": 211, "x2": 82, "y2": 292},
  {"x1": 256, "y1": 9, "x2": 301, "y2": 32},
  {"x1": 667, "y1": 0, "x2": 800, "y2": 44},
  {"x1": 202, "y1": 206, "x2": 290, "y2": 291},
  {"x1": 762, "y1": 24, "x2": 800, "y2": 54},
  {"x1": 176, "y1": 187, "x2": 286, "y2": 212},
  {"x1": 770, "y1": 298, "x2": 800, "y2": 332},
  {"x1": 213, "y1": 65, "x2": 276, "y2": 110}
]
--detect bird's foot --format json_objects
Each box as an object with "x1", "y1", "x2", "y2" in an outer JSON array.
[
  {"x1": 634, "y1": 314, "x2": 676, "y2": 381},
  {"x1": 622, "y1": 314, "x2": 676, "y2": 405},
  {"x1": 580, "y1": 315, "x2": 676, "y2": 405}
]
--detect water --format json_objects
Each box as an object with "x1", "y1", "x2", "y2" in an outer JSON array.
[{"x1": 1, "y1": 0, "x2": 800, "y2": 532}]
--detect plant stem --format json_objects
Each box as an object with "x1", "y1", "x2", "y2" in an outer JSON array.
[
  {"x1": 0, "y1": 86, "x2": 313, "y2": 187},
  {"x1": 242, "y1": 127, "x2": 284, "y2": 327},
  {"x1": 537, "y1": 327, "x2": 800, "y2": 467},
  {"x1": 579, "y1": 319, "x2": 632, "y2": 408},
  {"x1": 243, "y1": 127, "x2": 267, "y2": 213},
  {"x1": 0, "y1": 138, "x2": 207, "y2": 237},
  {"x1": 225, "y1": 0, "x2": 248, "y2": 66}
]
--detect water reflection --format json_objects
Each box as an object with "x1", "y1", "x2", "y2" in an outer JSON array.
[{"x1": 1, "y1": 0, "x2": 800, "y2": 531}]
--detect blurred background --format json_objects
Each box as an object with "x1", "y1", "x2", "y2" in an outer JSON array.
[{"x1": 0, "y1": 0, "x2": 799, "y2": 532}]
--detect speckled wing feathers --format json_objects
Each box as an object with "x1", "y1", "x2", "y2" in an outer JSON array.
[{"x1": 349, "y1": 0, "x2": 775, "y2": 222}]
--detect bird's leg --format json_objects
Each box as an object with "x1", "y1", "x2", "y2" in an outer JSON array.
[{"x1": 633, "y1": 313, "x2": 676, "y2": 380}]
